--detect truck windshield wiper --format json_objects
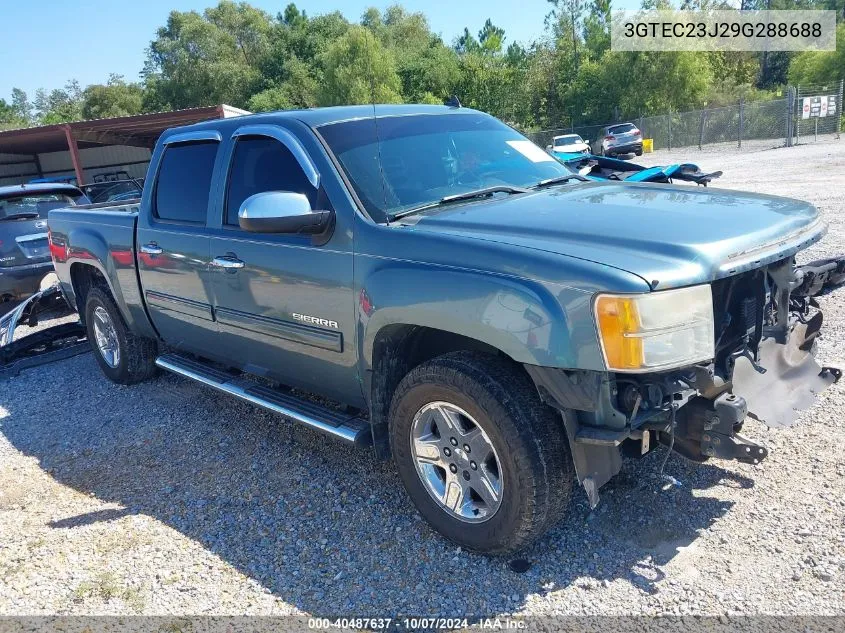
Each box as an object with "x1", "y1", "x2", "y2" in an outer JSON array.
[
  {"x1": 533, "y1": 173, "x2": 589, "y2": 188},
  {"x1": 388, "y1": 185, "x2": 530, "y2": 222}
]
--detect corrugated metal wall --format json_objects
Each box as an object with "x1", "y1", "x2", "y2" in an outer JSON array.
[
  {"x1": 0, "y1": 145, "x2": 152, "y2": 187},
  {"x1": 0, "y1": 152, "x2": 38, "y2": 185}
]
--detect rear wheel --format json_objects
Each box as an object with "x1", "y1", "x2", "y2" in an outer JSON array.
[
  {"x1": 389, "y1": 351, "x2": 573, "y2": 554},
  {"x1": 84, "y1": 287, "x2": 157, "y2": 384}
]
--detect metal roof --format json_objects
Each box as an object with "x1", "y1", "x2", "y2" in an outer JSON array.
[
  {"x1": 0, "y1": 105, "x2": 249, "y2": 155},
  {"x1": 0, "y1": 182, "x2": 84, "y2": 196}
]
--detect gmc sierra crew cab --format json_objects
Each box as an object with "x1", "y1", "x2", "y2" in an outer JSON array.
[{"x1": 46, "y1": 104, "x2": 838, "y2": 554}]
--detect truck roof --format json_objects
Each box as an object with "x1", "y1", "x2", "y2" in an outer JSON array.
[
  {"x1": 0, "y1": 183, "x2": 84, "y2": 198},
  {"x1": 160, "y1": 104, "x2": 482, "y2": 139}
]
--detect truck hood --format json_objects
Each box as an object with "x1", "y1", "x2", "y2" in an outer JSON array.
[{"x1": 410, "y1": 182, "x2": 825, "y2": 290}]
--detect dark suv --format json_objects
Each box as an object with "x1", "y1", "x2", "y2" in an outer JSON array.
[{"x1": 0, "y1": 183, "x2": 88, "y2": 306}]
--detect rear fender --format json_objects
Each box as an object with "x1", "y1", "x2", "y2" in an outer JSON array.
[{"x1": 56, "y1": 225, "x2": 155, "y2": 338}]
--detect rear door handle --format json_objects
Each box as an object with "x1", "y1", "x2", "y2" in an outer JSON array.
[
  {"x1": 140, "y1": 243, "x2": 163, "y2": 255},
  {"x1": 211, "y1": 255, "x2": 245, "y2": 270}
]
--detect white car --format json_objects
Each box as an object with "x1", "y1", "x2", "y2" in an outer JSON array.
[{"x1": 548, "y1": 134, "x2": 590, "y2": 155}]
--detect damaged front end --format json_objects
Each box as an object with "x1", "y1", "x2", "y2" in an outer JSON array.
[
  {"x1": 528, "y1": 256, "x2": 842, "y2": 507},
  {"x1": 558, "y1": 153, "x2": 723, "y2": 185}
]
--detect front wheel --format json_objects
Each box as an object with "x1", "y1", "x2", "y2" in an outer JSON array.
[
  {"x1": 84, "y1": 287, "x2": 158, "y2": 385},
  {"x1": 389, "y1": 351, "x2": 573, "y2": 554}
]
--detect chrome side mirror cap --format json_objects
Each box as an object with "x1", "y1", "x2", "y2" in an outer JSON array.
[{"x1": 238, "y1": 191, "x2": 334, "y2": 241}]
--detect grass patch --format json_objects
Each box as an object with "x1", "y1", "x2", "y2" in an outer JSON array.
[{"x1": 71, "y1": 572, "x2": 145, "y2": 611}]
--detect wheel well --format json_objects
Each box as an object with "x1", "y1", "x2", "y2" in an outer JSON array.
[
  {"x1": 368, "y1": 325, "x2": 508, "y2": 458},
  {"x1": 69, "y1": 263, "x2": 108, "y2": 324}
]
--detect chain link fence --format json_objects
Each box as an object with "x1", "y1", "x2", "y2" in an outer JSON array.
[
  {"x1": 792, "y1": 83, "x2": 843, "y2": 146},
  {"x1": 529, "y1": 80, "x2": 843, "y2": 155}
]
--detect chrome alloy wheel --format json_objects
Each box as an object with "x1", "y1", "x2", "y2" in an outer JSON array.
[
  {"x1": 92, "y1": 306, "x2": 120, "y2": 368},
  {"x1": 410, "y1": 401, "x2": 503, "y2": 523}
]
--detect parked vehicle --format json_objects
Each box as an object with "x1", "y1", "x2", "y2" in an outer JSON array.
[
  {"x1": 81, "y1": 179, "x2": 143, "y2": 204},
  {"x1": 0, "y1": 183, "x2": 88, "y2": 307},
  {"x1": 556, "y1": 152, "x2": 722, "y2": 185},
  {"x1": 42, "y1": 105, "x2": 838, "y2": 554},
  {"x1": 29, "y1": 176, "x2": 79, "y2": 186},
  {"x1": 548, "y1": 133, "x2": 590, "y2": 155},
  {"x1": 591, "y1": 123, "x2": 643, "y2": 157},
  {"x1": 91, "y1": 171, "x2": 132, "y2": 183}
]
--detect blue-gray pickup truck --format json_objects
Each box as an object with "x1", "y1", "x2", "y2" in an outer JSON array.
[{"x1": 45, "y1": 104, "x2": 838, "y2": 553}]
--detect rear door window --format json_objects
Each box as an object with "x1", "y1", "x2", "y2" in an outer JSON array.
[{"x1": 154, "y1": 141, "x2": 218, "y2": 224}]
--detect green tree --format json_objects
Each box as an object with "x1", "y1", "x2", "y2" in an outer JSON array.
[
  {"x1": 788, "y1": 23, "x2": 845, "y2": 85},
  {"x1": 0, "y1": 100, "x2": 25, "y2": 131},
  {"x1": 319, "y1": 26, "x2": 403, "y2": 105},
  {"x1": 0, "y1": 89, "x2": 32, "y2": 130},
  {"x1": 143, "y1": 1, "x2": 273, "y2": 109},
  {"x1": 81, "y1": 74, "x2": 145, "y2": 119},
  {"x1": 582, "y1": 0, "x2": 611, "y2": 60},
  {"x1": 248, "y1": 56, "x2": 318, "y2": 111},
  {"x1": 363, "y1": 6, "x2": 460, "y2": 103},
  {"x1": 478, "y1": 19, "x2": 506, "y2": 54},
  {"x1": 34, "y1": 80, "x2": 83, "y2": 124},
  {"x1": 258, "y1": 6, "x2": 350, "y2": 107}
]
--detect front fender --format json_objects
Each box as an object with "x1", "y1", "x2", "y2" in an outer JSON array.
[{"x1": 360, "y1": 264, "x2": 606, "y2": 372}]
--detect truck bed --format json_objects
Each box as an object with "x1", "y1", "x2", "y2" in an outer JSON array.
[{"x1": 48, "y1": 200, "x2": 147, "y2": 332}]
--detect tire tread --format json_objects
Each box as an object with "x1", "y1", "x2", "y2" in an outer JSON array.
[
  {"x1": 389, "y1": 351, "x2": 573, "y2": 554},
  {"x1": 85, "y1": 287, "x2": 157, "y2": 385}
]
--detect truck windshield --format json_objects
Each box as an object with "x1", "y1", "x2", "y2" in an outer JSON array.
[
  {"x1": 0, "y1": 192, "x2": 76, "y2": 220},
  {"x1": 318, "y1": 112, "x2": 572, "y2": 223}
]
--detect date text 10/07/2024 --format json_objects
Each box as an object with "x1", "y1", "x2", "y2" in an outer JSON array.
[{"x1": 307, "y1": 617, "x2": 527, "y2": 630}]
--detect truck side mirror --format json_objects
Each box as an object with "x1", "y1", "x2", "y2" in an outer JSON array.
[{"x1": 238, "y1": 191, "x2": 334, "y2": 242}]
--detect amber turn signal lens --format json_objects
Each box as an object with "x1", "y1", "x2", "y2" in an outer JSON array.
[{"x1": 595, "y1": 295, "x2": 644, "y2": 370}]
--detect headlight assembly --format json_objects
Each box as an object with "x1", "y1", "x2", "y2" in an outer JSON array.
[{"x1": 594, "y1": 284, "x2": 715, "y2": 372}]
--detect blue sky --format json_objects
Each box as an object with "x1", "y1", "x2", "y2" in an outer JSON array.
[{"x1": 0, "y1": 0, "x2": 640, "y2": 103}]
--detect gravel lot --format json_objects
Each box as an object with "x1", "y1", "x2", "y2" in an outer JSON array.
[{"x1": 1, "y1": 139, "x2": 844, "y2": 618}]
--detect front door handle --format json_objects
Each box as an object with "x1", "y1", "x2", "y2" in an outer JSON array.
[
  {"x1": 140, "y1": 243, "x2": 163, "y2": 256},
  {"x1": 211, "y1": 255, "x2": 245, "y2": 270}
]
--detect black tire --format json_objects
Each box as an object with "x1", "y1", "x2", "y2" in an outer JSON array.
[
  {"x1": 635, "y1": 149, "x2": 643, "y2": 156},
  {"x1": 84, "y1": 286, "x2": 158, "y2": 385},
  {"x1": 389, "y1": 351, "x2": 573, "y2": 554}
]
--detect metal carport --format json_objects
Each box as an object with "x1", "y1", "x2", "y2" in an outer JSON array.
[{"x1": 0, "y1": 104, "x2": 249, "y2": 186}]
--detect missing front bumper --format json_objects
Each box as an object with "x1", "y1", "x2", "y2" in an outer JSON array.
[
  {"x1": 671, "y1": 320, "x2": 839, "y2": 464},
  {"x1": 0, "y1": 284, "x2": 86, "y2": 379},
  {"x1": 670, "y1": 392, "x2": 769, "y2": 465},
  {"x1": 731, "y1": 320, "x2": 839, "y2": 429}
]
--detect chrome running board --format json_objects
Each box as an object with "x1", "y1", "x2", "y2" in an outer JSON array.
[{"x1": 155, "y1": 353, "x2": 370, "y2": 445}]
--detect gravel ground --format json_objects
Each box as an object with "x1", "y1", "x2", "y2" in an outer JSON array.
[{"x1": 1, "y1": 140, "x2": 844, "y2": 618}]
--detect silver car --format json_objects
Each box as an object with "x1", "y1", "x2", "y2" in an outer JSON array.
[{"x1": 590, "y1": 123, "x2": 643, "y2": 158}]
